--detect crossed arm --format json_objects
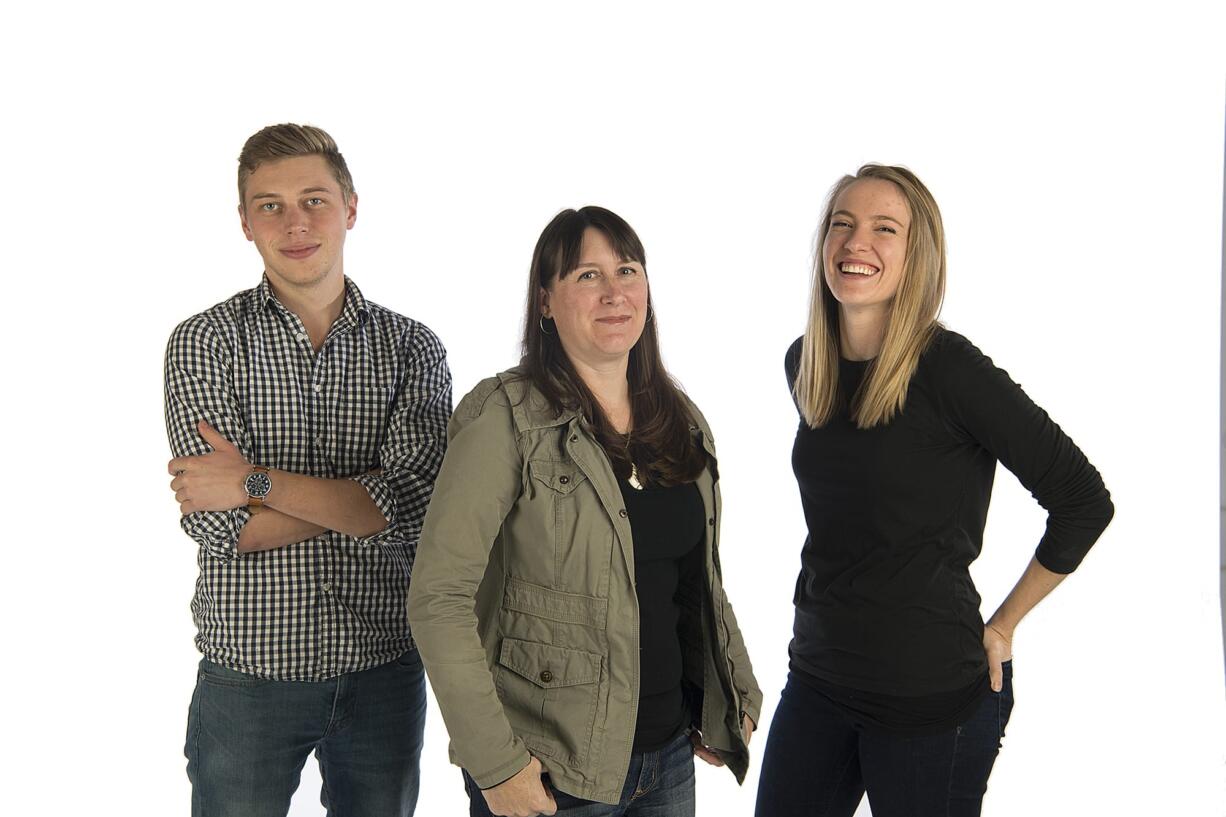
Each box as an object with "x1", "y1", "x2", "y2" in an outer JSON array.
[
  {"x1": 164, "y1": 316, "x2": 451, "y2": 558},
  {"x1": 168, "y1": 420, "x2": 386, "y2": 553}
]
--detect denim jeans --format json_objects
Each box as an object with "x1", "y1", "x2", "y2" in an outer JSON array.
[
  {"x1": 463, "y1": 729, "x2": 696, "y2": 817},
  {"x1": 754, "y1": 662, "x2": 1014, "y2": 817},
  {"x1": 185, "y1": 649, "x2": 427, "y2": 817}
]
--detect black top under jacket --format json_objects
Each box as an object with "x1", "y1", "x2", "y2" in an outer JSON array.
[{"x1": 617, "y1": 476, "x2": 705, "y2": 751}]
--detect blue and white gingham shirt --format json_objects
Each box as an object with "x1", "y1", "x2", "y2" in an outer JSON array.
[{"x1": 164, "y1": 276, "x2": 451, "y2": 681}]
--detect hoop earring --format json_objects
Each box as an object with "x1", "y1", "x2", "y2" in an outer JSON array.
[
  {"x1": 645, "y1": 304, "x2": 654, "y2": 324},
  {"x1": 539, "y1": 316, "x2": 555, "y2": 335}
]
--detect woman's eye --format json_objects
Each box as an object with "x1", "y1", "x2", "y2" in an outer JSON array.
[
  {"x1": 619, "y1": 266, "x2": 638, "y2": 276},
  {"x1": 830, "y1": 220, "x2": 851, "y2": 229},
  {"x1": 877, "y1": 225, "x2": 897, "y2": 234},
  {"x1": 577, "y1": 270, "x2": 597, "y2": 281}
]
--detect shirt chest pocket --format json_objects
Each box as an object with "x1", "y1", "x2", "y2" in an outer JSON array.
[
  {"x1": 509, "y1": 459, "x2": 608, "y2": 593},
  {"x1": 320, "y1": 386, "x2": 393, "y2": 474}
]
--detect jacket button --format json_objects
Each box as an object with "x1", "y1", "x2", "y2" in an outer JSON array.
[
  {"x1": 570, "y1": 435, "x2": 578, "y2": 443},
  {"x1": 559, "y1": 475, "x2": 569, "y2": 485},
  {"x1": 619, "y1": 509, "x2": 628, "y2": 518},
  {"x1": 709, "y1": 517, "x2": 715, "y2": 526},
  {"x1": 540, "y1": 670, "x2": 554, "y2": 683}
]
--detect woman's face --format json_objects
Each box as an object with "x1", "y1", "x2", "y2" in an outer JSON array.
[
  {"x1": 822, "y1": 178, "x2": 911, "y2": 318},
  {"x1": 541, "y1": 227, "x2": 648, "y2": 372}
]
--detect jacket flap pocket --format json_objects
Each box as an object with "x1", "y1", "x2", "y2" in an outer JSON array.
[
  {"x1": 499, "y1": 638, "x2": 601, "y2": 688},
  {"x1": 527, "y1": 459, "x2": 589, "y2": 495},
  {"x1": 503, "y1": 577, "x2": 608, "y2": 628}
]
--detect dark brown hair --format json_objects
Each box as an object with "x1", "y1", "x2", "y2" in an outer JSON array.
[
  {"x1": 520, "y1": 206, "x2": 706, "y2": 487},
  {"x1": 237, "y1": 123, "x2": 355, "y2": 207}
]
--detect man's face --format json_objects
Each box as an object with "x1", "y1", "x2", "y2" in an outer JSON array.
[{"x1": 239, "y1": 155, "x2": 357, "y2": 291}]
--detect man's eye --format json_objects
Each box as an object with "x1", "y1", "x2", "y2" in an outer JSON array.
[
  {"x1": 306, "y1": 198, "x2": 324, "y2": 206},
  {"x1": 261, "y1": 203, "x2": 279, "y2": 212}
]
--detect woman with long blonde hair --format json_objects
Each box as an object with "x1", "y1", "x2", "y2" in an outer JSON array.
[{"x1": 754, "y1": 165, "x2": 1113, "y2": 816}]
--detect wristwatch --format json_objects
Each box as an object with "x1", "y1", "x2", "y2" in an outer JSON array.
[{"x1": 244, "y1": 466, "x2": 272, "y2": 514}]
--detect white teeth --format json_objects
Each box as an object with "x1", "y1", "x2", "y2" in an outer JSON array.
[{"x1": 840, "y1": 263, "x2": 878, "y2": 275}]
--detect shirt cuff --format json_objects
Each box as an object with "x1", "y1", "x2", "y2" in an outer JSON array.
[
  {"x1": 181, "y1": 506, "x2": 251, "y2": 562},
  {"x1": 351, "y1": 473, "x2": 397, "y2": 545}
]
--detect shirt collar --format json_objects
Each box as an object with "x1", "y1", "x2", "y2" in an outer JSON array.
[{"x1": 255, "y1": 275, "x2": 370, "y2": 328}]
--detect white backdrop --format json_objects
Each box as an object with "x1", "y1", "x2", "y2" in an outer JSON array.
[{"x1": 3, "y1": 3, "x2": 1223, "y2": 815}]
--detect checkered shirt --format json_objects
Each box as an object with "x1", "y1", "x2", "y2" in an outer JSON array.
[{"x1": 164, "y1": 276, "x2": 451, "y2": 681}]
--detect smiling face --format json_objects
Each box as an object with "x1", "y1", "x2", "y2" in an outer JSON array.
[
  {"x1": 541, "y1": 227, "x2": 648, "y2": 372},
  {"x1": 239, "y1": 155, "x2": 357, "y2": 292},
  {"x1": 822, "y1": 177, "x2": 911, "y2": 320}
]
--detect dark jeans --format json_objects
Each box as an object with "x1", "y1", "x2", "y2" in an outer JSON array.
[
  {"x1": 463, "y1": 730, "x2": 696, "y2": 817},
  {"x1": 755, "y1": 662, "x2": 1014, "y2": 817},
  {"x1": 185, "y1": 649, "x2": 427, "y2": 817}
]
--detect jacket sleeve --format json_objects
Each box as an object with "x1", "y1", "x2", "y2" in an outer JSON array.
[
  {"x1": 164, "y1": 314, "x2": 252, "y2": 562},
  {"x1": 936, "y1": 332, "x2": 1114, "y2": 573},
  {"x1": 406, "y1": 380, "x2": 531, "y2": 788}
]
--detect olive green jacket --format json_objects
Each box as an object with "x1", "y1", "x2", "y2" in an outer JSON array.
[{"x1": 407, "y1": 371, "x2": 762, "y2": 805}]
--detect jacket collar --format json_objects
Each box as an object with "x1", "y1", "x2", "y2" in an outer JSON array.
[
  {"x1": 495, "y1": 369, "x2": 582, "y2": 432},
  {"x1": 496, "y1": 368, "x2": 718, "y2": 460}
]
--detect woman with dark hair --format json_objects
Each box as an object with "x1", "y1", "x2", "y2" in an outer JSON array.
[
  {"x1": 409, "y1": 206, "x2": 760, "y2": 816},
  {"x1": 754, "y1": 166, "x2": 1114, "y2": 816}
]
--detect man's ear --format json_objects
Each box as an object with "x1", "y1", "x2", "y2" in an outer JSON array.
[
  {"x1": 239, "y1": 203, "x2": 254, "y2": 241},
  {"x1": 345, "y1": 192, "x2": 358, "y2": 230}
]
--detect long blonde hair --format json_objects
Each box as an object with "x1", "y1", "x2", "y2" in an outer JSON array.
[{"x1": 794, "y1": 164, "x2": 947, "y2": 429}]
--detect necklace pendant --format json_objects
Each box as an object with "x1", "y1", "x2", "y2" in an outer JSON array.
[{"x1": 628, "y1": 463, "x2": 644, "y2": 490}]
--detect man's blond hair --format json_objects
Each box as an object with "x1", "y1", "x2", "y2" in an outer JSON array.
[{"x1": 237, "y1": 123, "x2": 355, "y2": 207}]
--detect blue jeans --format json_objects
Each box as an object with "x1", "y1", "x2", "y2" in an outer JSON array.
[
  {"x1": 463, "y1": 730, "x2": 696, "y2": 817},
  {"x1": 754, "y1": 662, "x2": 1014, "y2": 817},
  {"x1": 185, "y1": 649, "x2": 427, "y2": 817}
]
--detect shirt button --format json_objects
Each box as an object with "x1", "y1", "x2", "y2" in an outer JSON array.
[
  {"x1": 321, "y1": 582, "x2": 332, "y2": 593},
  {"x1": 313, "y1": 384, "x2": 323, "y2": 393},
  {"x1": 315, "y1": 435, "x2": 324, "y2": 446},
  {"x1": 559, "y1": 475, "x2": 569, "y2": 485},
  {"x1": 619, "y1": 509, "x2": 628, "y2": 518},
  {"x1": 539, "y1": 670, "x2": 554, "y2": 683},
  {"x1": 295, "y1": 332, "x2": 307, "y2": 342}
]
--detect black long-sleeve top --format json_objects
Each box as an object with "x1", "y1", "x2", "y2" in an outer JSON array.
[{"x1": 785, "y1": 329, "x2": 1113, "y2": 731}]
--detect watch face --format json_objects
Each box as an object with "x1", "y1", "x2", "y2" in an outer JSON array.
[{"x1": 245, "y1": 471, "x2": 272, "y2": 498}]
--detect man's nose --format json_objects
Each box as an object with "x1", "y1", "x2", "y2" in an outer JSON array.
[{"x1": 284, "y1": 205, "x2": 309, "y2": 234}]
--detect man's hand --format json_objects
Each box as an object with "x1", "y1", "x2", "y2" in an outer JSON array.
[
  {"x1": 168, "y1": 421, "x2": 251, "y2": 514},
  {"x1": 480, "y1": 756, "x2": 556, "y2": 816},
  {"x1": 982, "y1": 621, "x2": 1013, "y2": 692},
  {"x1": 690, "y1": 715, "x2": 754, "y2": 767}
]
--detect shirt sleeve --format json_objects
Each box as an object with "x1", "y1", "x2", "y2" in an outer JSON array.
[
  {"x1": 936, "y1": 332, "x2": 1114, "y2": 573},
  {"x1": 164, "y1": 315, "x2": 253, "y2": 563},
  {"x1": 352, "y1": 323, "x2": 452, "y2": 558}
]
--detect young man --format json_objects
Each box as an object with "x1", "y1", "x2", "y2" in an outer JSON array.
[{"x1": 164, "y1": 124, "x2": 451, "y2": 817}]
